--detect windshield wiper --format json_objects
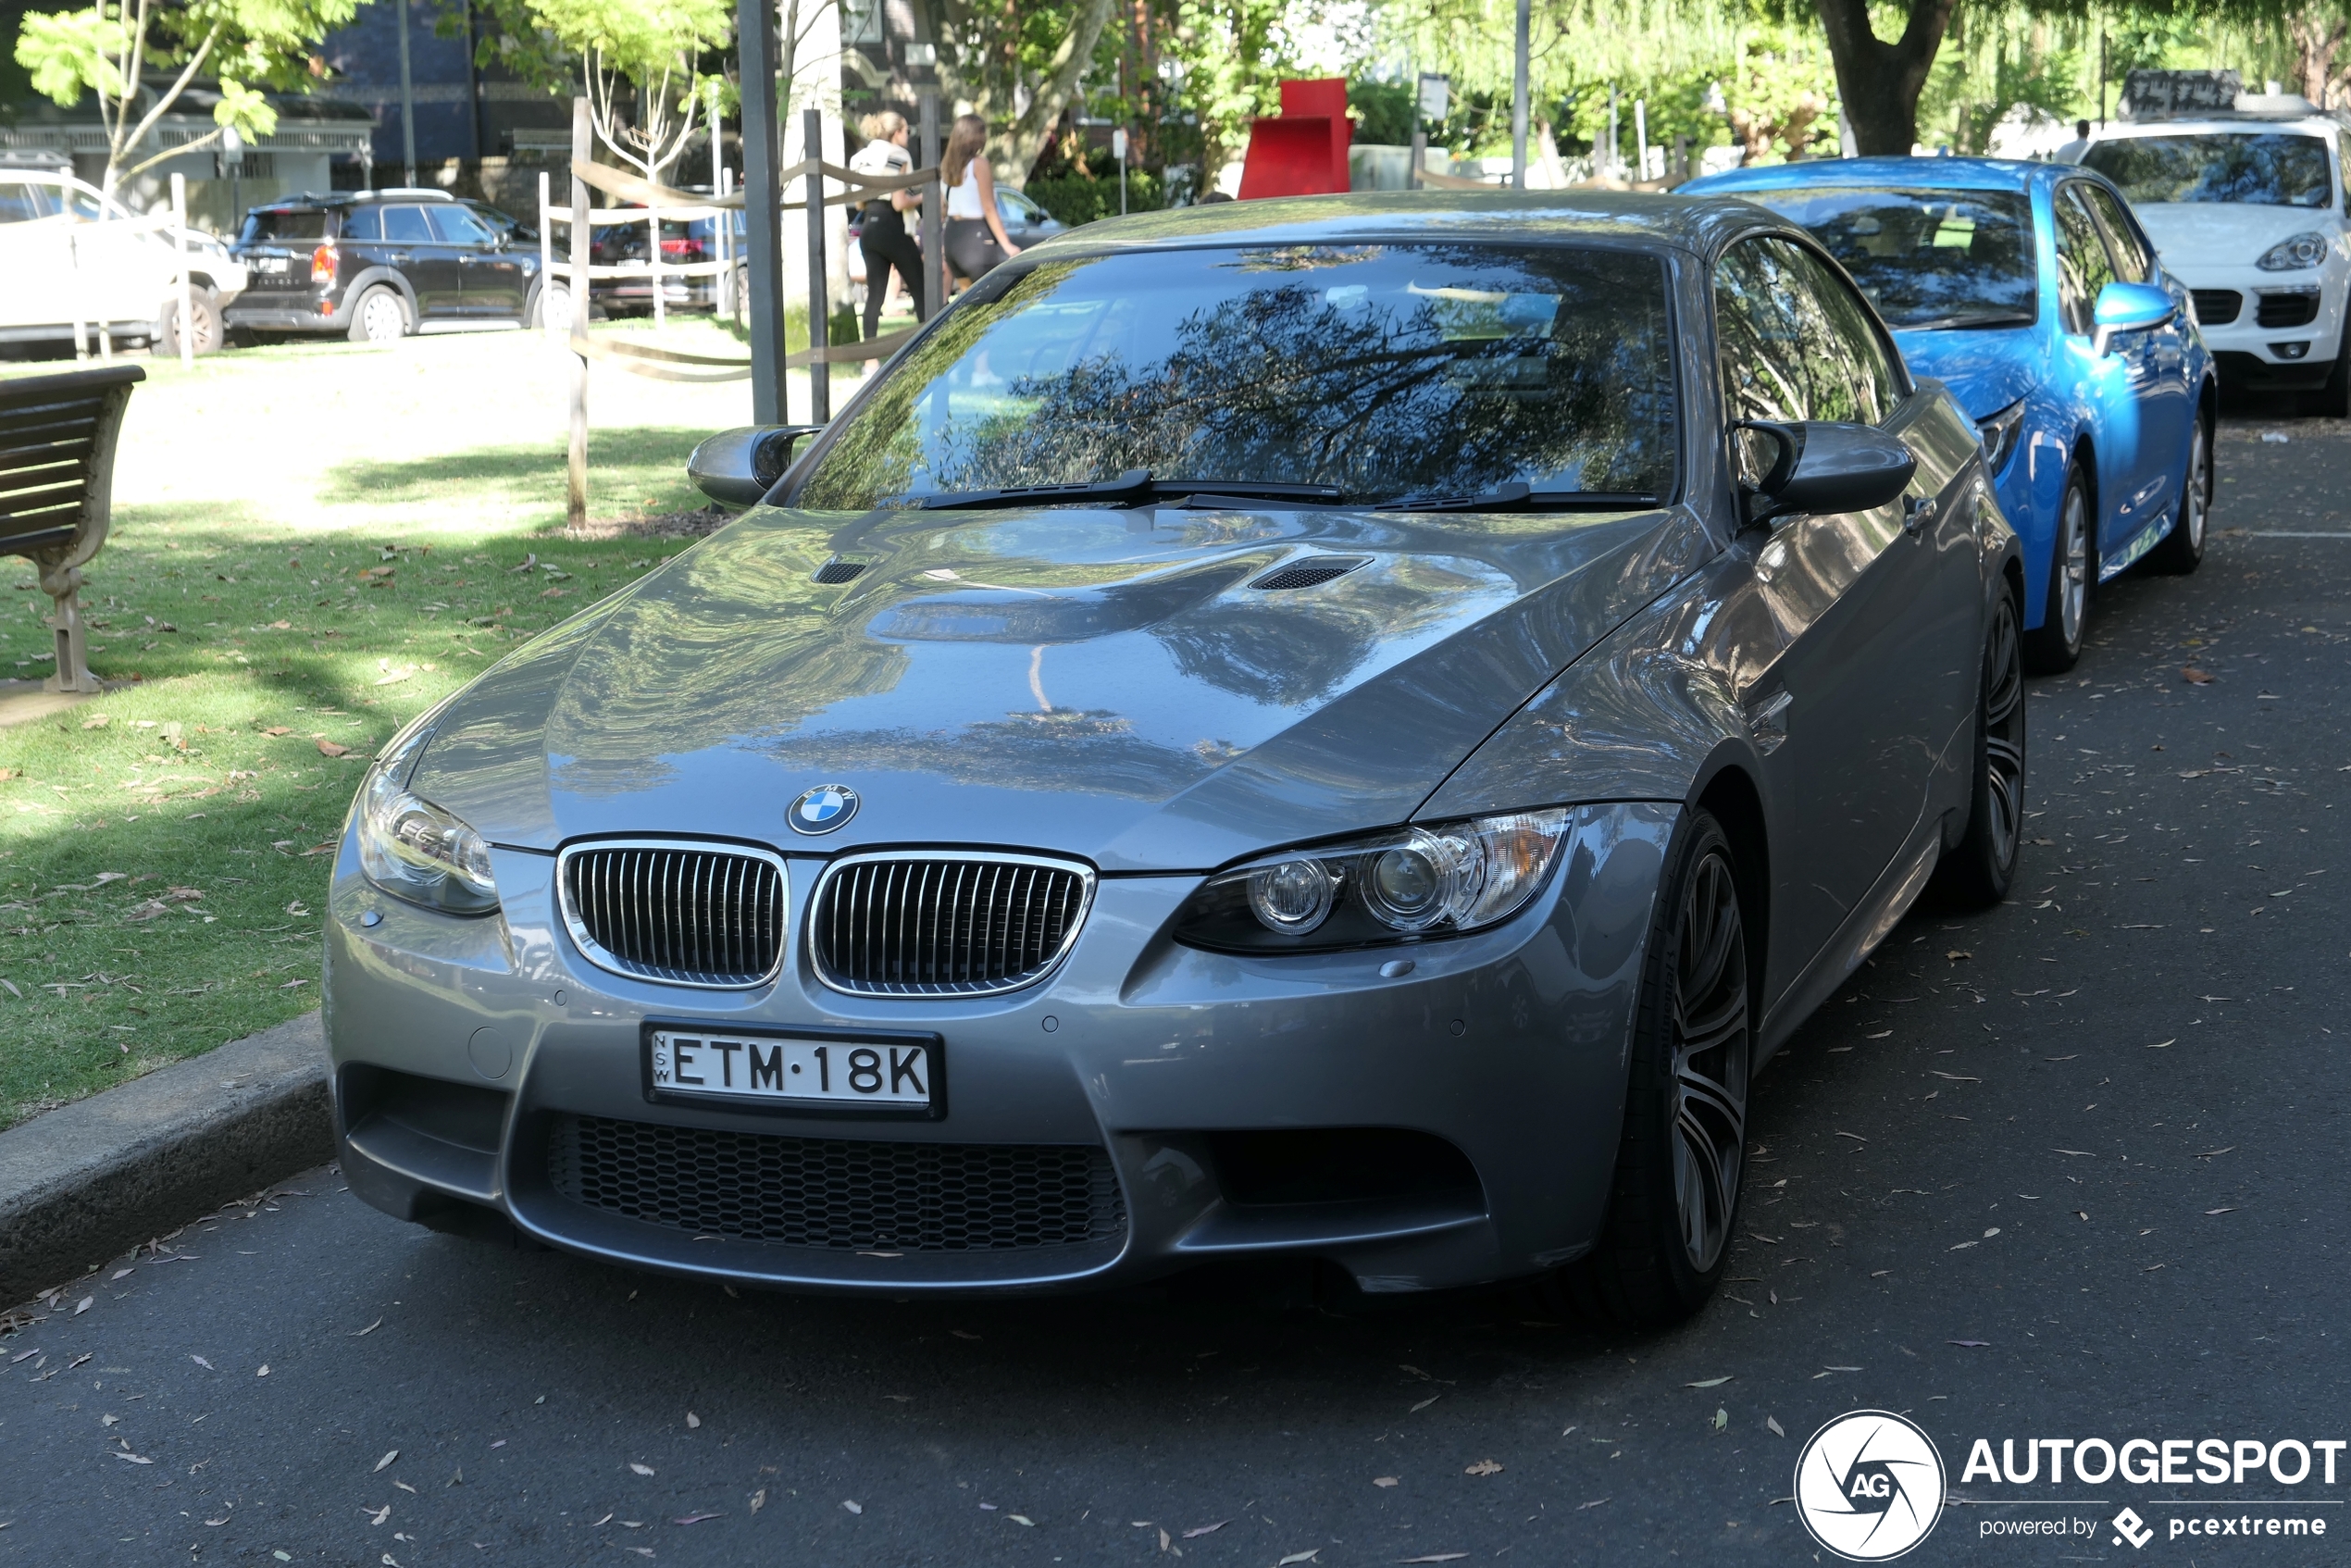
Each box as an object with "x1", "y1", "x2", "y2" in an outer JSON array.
[
  {"x1": 1900, "y1": 310, "x2": 2036, "y2": 331},
  {"x1": 1377, "y1": 482, "x2": 1660, "y2": 512},
  {"x1": 911, "y1": 471, "x2": 1345, "y2": 511}
]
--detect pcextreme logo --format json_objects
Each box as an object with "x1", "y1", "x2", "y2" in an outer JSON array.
[{"x1": 1795, "y1": 1410, "x2": 1947, "y2": 1561}]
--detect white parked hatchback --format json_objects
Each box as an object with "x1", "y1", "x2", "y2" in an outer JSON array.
[
  {"x1": 2080, "y1": 96, "x2": 2351, "y2": 413},
  {"x1": 0, "y1": 161, "x2": 247, "y2": 357}
]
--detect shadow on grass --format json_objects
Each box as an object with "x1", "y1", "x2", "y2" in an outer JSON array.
[{"x1": 319, "y1": 425, "x2": 716, "y2": 510}]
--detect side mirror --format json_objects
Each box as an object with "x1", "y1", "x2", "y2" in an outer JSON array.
[
  {"x1": 2092, "y1": 280, "x2": 2174, "y2": 355},
  {"x1": 1734, "y1": 420, "x2": 1917, "y2": 526},
  {"x1": 687, "y1": 424, "x2": 827, "y2": 509}
]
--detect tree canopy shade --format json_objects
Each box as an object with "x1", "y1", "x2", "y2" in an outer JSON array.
[{"x1": 13, "y1": 0, "x2": 360, "y2": 194}]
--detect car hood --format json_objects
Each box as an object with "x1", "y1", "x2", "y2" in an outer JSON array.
[
  {"x1": 1891, "y1": 328, "x2": 2044, "y2": 422},
  {"x1": 410, "y1": 501, "x2": 1709, "y2": 872},
  {"x1": 2128, "y1": 202, "x2": 2334, "y2": 269}
]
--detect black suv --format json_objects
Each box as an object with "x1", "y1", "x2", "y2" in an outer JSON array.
[{"x1": 225, "y1": 189, "x2": 556, "y2": 344}]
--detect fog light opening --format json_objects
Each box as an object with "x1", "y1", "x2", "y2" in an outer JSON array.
[{"x1": 2271, "y1": 341, "x2": 2312, "y2": 360}]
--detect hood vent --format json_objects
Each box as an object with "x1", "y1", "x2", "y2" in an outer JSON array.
[
  {"x1": 813, "y1": 559, "x2": 867, "y2": 585},
  {"x1": 1250, "y1": 555, "x2": 1371, "y2": 591}
]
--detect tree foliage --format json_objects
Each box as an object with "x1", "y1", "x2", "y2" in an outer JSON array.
[{"x1": 14, "y1": 0, "x2": 357, "y2": 193}]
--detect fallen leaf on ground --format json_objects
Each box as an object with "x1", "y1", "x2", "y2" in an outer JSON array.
[
  {"x1": 684, "y1": 1412, "x2": 700, "y2": 1429},
  {"x1": 191, "y1": 1355, "x2": 213, "y2": 1369},
  {"x1": 1947, "y1": 1339, "x2": 1991, "y2": 1348},
  {"x1": 747, "y1": 1489, "x2": 764, "y2": 1514},
  {"x1": 317, "y1": 740, "x2": 349, "y2": 758},
  {"x1": 1409, "y1": 1395, "x2": 1440, "y2": 1412},
  {"x1": 112, "y1": 1451, "x2": 154, "y2": 1464},
  {"x1": 1374, "y1": 1475, "x2": 1399, "y2": 1487},
  {"x1": 628, "y1": 1462, "x2": 654, "y2": 1476},
  {"x1": 375, "y1": 1450, "x2": 398, "y2": 1473},
  {"x1": 73, "y1": 1297, "x2": 92, "y2": 1315},
  {"x1": 2183, "y1": 666, "x2": 2212, "y2": 684},
  {"x1": 2205, "y1": 1207, "x2": 2237, "y2": 1215},
  {"x1": 1577, "y1": 1498, "x2": 1611, "y2": 1510},
  {"x1": 1278, "y1": 1551, "x2": 1320, "y2": 1565},
  {"x1": 1686, "y1": 1376, "x2": 1733, "y2": 1388},
  {"x1": 1464, "y1": 1459, "x2": 1504, "y2": 1476},
  {"x1": 1008, "y1": 1514, "x2": 1035, "y2": 1526},
  {"x1": 1944, "y1": 950, "x2": 1972, "y2": 961},
  {"x1": 261, "y1": 727, "x2": 291, "y2": 737},
  {"x1": 351, "y1": 1319, "x2": 381, "y2": 1338},
  {"x1": 672, "y1": 1512, "x2": 721, "y2": 1525},
  {"x1": 1397, "y1": 1555, "x2": 1469, "y2": 1563},
  {"x1": 841, "y1": 1500, "x2": 862, "y2": 1514},
  {"x1": 1766, "y1": 1416, "x2": 1785, "y2": 1437},
  {"x1": 1183, "y1": 1522, "x2": 1226, "y2": 1537}
]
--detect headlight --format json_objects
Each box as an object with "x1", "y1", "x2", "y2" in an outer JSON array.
[
  {"x1": 1174, "y1": 809, "x2": 1573, "y2": 953},
  {"x1": 1975, "y1": 398, "x2": 2026, "y2": 475},
  {"x1": 2258, "y1": 230, "x2": 2329, "y2": 270},
  {"x1": 355, "y1": 724, "x2": 499, "y2": 915}
]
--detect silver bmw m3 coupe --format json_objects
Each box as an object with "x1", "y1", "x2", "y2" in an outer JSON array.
[{"x1": 326, "y1": 193, "x2": 2026, "y2": 1325}]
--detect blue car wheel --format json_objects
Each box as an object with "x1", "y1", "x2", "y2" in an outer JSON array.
[{"x1": 2024, "y1": 467, "x2": 2092, "y2": 673}]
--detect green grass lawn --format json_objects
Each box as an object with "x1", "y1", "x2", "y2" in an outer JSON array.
[{"x1": 0, "y1": 324, "x2": 819, "y2": 1128}]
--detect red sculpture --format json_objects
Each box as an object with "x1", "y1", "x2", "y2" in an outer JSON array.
[{"x1": 1238, "y1": 78, "x2": 1353, "y2": 199}]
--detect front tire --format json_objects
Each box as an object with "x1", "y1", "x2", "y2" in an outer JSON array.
[
  {"x1": 1540, "y1": 809, "x2": 1750, "y2": 1328},
  {"x1": 2148, "y1": 412, "x2": 2210, "y2": 575},
  {"x1": 347, "y1": 285, "x2": 409, "y2": 345},
  {"x1": 1930, "y1": 585, "x2": 2027, "y2": 907},
  {"x1": 2023, "y1": 466, "x2": 2091, "y2": 674},
  {"x1": 529, "y1": 283, "x2": 574, "y2": 334},
  {"x1": 157, "y1": 284, "x2": 222, "y2": 356}
]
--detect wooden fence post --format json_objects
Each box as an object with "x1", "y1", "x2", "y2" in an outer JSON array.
[
  {"x1": 171, "y1": 173, "x2": 193, "y2": 369},
  {"x1": 803, "y1": 106, "x2": 829, "y2": 424},
  {"x1": 567, "y1": 96, "x2": 591, "y2": 532}
]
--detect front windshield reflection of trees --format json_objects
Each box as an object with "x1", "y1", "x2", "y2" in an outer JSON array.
[
  {"x1": 793, "y1": 244, "x2": 1677, "y2": 508},
  {"x1": 2082, "y1": 134, "x2": 2333, "y2": 207},
  {"x1": 1754, "y1": 189, "x2": 2038, "y2": 330}
]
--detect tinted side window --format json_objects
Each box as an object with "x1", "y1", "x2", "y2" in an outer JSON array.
[
  {"x1": 1787, "y1": 245, "x2": 1903, "y2": 423},
  {"x1": 2077, "y1": 183, "x2": 2151, "y2": 283},
  {"x1": 381, "y1": 205, "x2": 434, "y2": 243},
  {"x1": 0, "y1": 181, "x2": 55, "y2": 222},
  {"x1": 340, "y1": 205, "x2": 380, "y2": 242},
  {"x1": 1715, "y1": 238, "x2": 1818, "y2": 425},
  {"x1": 429, "y1": 205, "x2": 496, "y2": 244},
  {"x1": 2053, "y1": 188, "x2": 2118, "y2": 335}
]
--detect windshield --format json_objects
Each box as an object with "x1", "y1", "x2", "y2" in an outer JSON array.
[
  {"x1": 2083, "y1": 133, "x2": 2334, "y2": 207},
  {"x1": 792, "y1": 243, "x2": 1679, "y2": 509},
  {"x1": 1733, "y1": 187, "x2": 2037, "y2": 330}
]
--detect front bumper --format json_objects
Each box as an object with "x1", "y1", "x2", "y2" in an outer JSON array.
[
  {"x1": 2177, "y1": 262, "x2": 2345, "y2": 386},
  {"x1": 323, "y1": 803, "x2": 1677, "y2": 1296}
]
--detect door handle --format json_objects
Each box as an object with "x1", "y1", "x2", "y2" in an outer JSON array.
[{"x1": 1903, "y1": 494, "x2": 1937, "y2": 536}]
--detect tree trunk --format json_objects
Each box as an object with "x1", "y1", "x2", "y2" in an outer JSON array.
[
  {"x1": 916, "y1": 0, "x2": 1117, "y2": 186},
  {"x1": 1813, "y1": 0, "x2": 1960, "y2": 156},
  {"x1": 2290, "y1": 8, "x2": 2350, "y2": 107}
]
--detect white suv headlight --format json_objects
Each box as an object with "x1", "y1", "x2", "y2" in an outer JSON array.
[
  {"x1": 2258, "y1": 230, "x2": 2330, "y2": 270},
  {"x1": 355, "y1": 724, "x2": 499, "y2": 915}
]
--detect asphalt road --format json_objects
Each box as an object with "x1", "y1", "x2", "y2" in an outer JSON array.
[{"x1": 5, "y1": 402, "x2": 2349, "y2": 1567}]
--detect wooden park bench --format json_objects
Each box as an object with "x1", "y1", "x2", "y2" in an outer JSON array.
[{"x1": 1, "y1": 363, "x2": 143, "y2": 694}]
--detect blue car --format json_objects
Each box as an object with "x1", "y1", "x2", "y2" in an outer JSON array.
[{"x1": 1683, "y1": 156, "x2": 2215, "y2": 670}]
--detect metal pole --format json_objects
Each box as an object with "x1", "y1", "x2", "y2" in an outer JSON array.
[
  {"x1": 803, "y1": 106, "x2": 829, "y2": 424},
  {"x1": 1511, "y1": 0, "x2": 1529, "y2": 189},
  {"x1": 919, "y1": 92, "x2": 942, "y2": 321},
  {"x1": 1634, "y1": 99, "x2": 1648, "y2": 182},
  {"x1": 171, "y1": 172, "x2": 194, "y2": 368},
  {"x1": 538, "y1": 169, "x2": 555, "y2": 340},
  {"x1": 397, "y1": 0, "x2": 417, "y2": 186},
  {"x1": 739, "y1": 0, "x2": 786, "y2": 422},
  {"x1": 567, "y1": 96, "x2": 591, "y2": 531}
]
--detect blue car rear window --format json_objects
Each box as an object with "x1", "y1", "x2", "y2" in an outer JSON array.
[
  {"x1": 1726, "y1": 187, "x2": 2038, "y2": 332},
  {"x1": 794, "y1": 243, "x2": 1679, "y2": 509},
  {"x1": 2083, "y1": 133, "x2": 2333, "y2": 208}
]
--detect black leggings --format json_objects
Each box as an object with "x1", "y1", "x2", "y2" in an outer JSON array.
[
  {"x1": 859, "y1": 207, "x2": 926, "y2": 338},
  {"x1": 944, "y1": 218, "x2": 1008, "y2": 284}
]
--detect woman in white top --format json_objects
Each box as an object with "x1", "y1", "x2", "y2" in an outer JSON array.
[
  {"x1": 849, "y1": 110, "x2": 924, "y2": 339},
  {"x1": 941, "y1": 113, "x2": 1022, "y2": 286}
]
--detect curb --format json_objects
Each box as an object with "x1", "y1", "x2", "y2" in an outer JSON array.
[{"x1": 0, "y1": 1010, "x2": 332, "y2": 1308}]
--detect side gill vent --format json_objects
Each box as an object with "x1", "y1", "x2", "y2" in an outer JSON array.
[
  {"x1": 1249, "y1": 554, "x2": 1371, "y2": 591},
  {"x1": 813, "y1": 558, "x2": 868, "y2": 585}
]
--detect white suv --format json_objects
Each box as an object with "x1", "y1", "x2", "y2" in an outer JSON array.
[
  {"x1": 2080, "y1": 101, "x2": 2351, "y2": 413},
  {"x1": 0, "y1": 163, "x2": 248, "y2": 357}
]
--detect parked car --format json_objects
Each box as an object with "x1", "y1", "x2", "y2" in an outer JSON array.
[
  {"x1": 324, "y1": 193, "x2": 2026, "y2": 1326},
  {"x1": 225, "y1": 188, "x2": 558, "y2": 344},
  {"x1": 2077, "y1": 97, "x2": 2351, "y2": 414},
  {"x1": 1685, "y1": 156, "x2": 2214, "y2": 672},
  {"x1": 0, "y1": 157, "x2": 247, "y2": 357},
  {"x1": 590, "y1": 202, "x2": 739, "y2": 316}
]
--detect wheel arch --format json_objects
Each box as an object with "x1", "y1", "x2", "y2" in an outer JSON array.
[
  {"x1": 343, "y1": 267, "x2": 421, "y2": 323},
  {"x1": 1691, "y1": 762, "x2": 1768, "y2": 1015}
]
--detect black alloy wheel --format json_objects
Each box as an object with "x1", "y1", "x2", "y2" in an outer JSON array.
[
  {"x1": 1932, "y1": 586, "x2": 2027, "y2": 907},
  {"x1": 2023, "y1": 466, "x2": 2091, "y2": 673},
  {"x1": 1543, "y1": 809, "x2": 1750, "y2": 1327},
  {"x1": 2149, "y1": 413, "x2": 2211, "y2": 575}
]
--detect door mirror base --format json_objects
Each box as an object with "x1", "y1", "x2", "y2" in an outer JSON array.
[
  {"x1": 2091, "y1": 280, "x2": 2176, "y2": 355},
  {"x1": 687, "y1": 423, "x2": 828, "y2": 508}
]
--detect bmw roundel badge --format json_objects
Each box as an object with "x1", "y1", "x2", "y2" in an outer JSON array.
[{"x1": 788, "y1": 783, "x2": 860, "y2": 835}]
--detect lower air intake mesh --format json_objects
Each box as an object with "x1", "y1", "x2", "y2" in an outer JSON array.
[{"x1": 548, "y1": 1115, "x2": 1126, "y2": 1251}]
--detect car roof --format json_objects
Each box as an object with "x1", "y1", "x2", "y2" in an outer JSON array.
[
  {"x1": 1034, "y1": 189, "x2": 1801, "y2": 258},
  {"x1": 2090, "y1": 116, "x2": 2342, "y2": 141},
  {"x1": 251, "y1": 189, "x2": 455, "y2": 212},
  {"x1": 1683, "y1": 156, "x2": 2068, "y2": 195}
]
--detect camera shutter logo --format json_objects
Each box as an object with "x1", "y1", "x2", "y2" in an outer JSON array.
[{"x1": 1794, "y1": 1409, "x2": 1947, "y2": 1561}]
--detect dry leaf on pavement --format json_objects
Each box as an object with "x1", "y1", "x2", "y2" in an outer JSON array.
[
  {"x1": 1182, "y1": 1522, "x2": 1226, "y2": 1537},
  {"x1": 628, "y1": 1462, "x2": 655, "y2": 1476},
  {"x1": 1464, "y1": 1460, "x2": 1504, "y2": 1476},
  {"x1": 1766, "y1": 1416, "x2": 1785, "y2": 1437},
  {"x1": 374, "y1": 1450, "x2": 398, "y2": 1473},
  {"x1": 1374, "y1": 1476, "x2": 1399, "y2": 1487},
  {"x1": 841, "y1": 1500, "x2": 862, "y2": 1514}
]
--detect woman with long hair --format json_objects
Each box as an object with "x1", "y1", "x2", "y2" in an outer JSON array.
[
  {"x1": 942, "y1": 114, "x2": 1022, "y2": 287},
  {"x1": 849, "y1": 109, "x2": 925, "y2": 339}
]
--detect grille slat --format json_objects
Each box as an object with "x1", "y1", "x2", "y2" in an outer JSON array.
[
  {"x1": 550, "y1": 1115, "x2": 1126, "y2": 1251},
  {"x1": 2257, "y1": 291, "x2": 2320, "y2": 329},
  {"x1": 2191, "y1": 288, "x2": 2242, "y2": 327},
  {"x1": 812, "y1": 852, "x2": 1092, "y2": 997},
  {"x1": 560, "y1": 842, "x2": 788, "y2": 987}
]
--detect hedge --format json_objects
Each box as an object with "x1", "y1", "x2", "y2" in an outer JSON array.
[{"x1": 1023, "y1": 173, "x2": 1167, "y2": 230}]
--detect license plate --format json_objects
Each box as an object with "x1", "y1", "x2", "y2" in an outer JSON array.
[
  {"x1": 256, "y1": 256, "x2": 290, "y2": 273},
  {"x1": 648, "y1": 1028, "x2": 934, "y2": 1109}
]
